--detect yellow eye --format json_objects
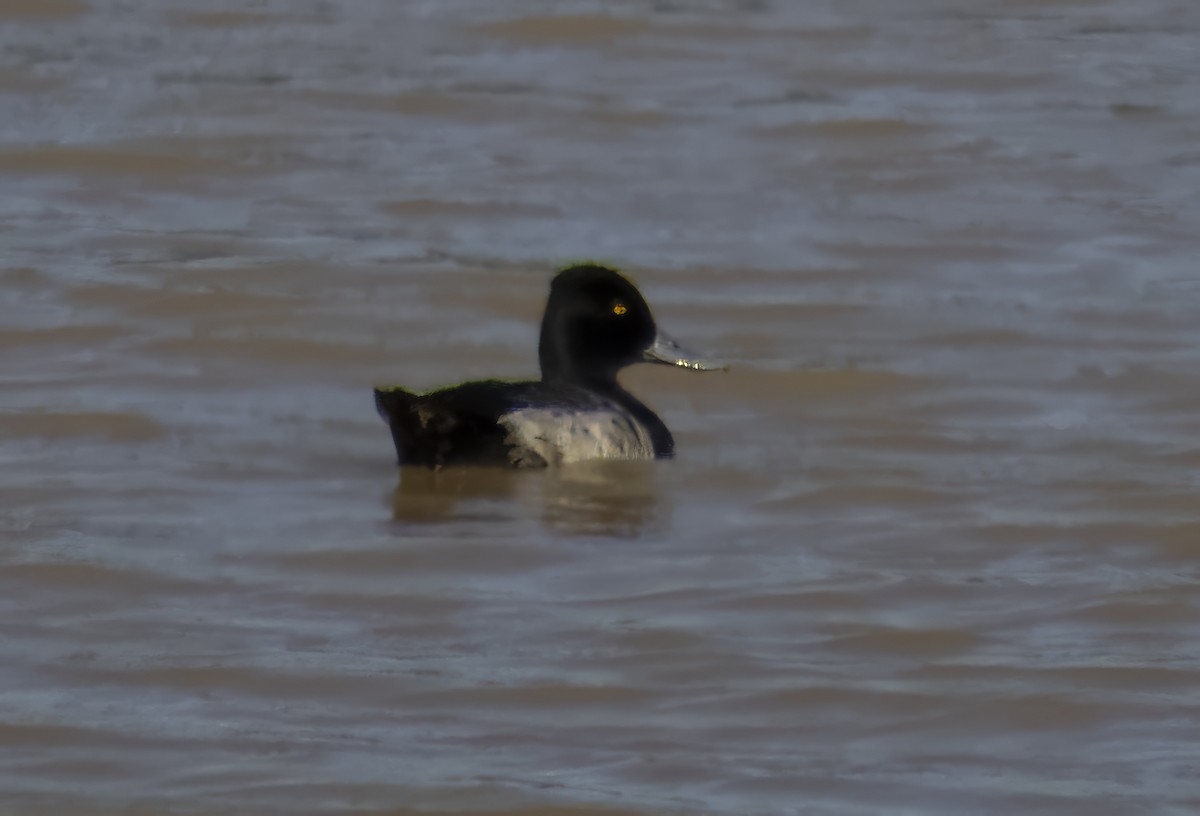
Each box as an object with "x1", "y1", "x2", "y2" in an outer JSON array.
[{"x1": 613, "y1": 303, "x2": 627, "y2": 316}]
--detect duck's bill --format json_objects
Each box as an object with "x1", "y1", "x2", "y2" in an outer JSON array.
[{"x1": 642, "y1": 332, "x2": 726, "y2": 371}]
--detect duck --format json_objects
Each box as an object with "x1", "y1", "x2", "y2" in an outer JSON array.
[{"x1": 374, "y1": 263, "x2": 719, "y2": 469}]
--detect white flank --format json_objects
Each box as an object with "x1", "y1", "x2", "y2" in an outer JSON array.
[{"x1": 498, "y1": 407, "x2": 656, "y2": 466}]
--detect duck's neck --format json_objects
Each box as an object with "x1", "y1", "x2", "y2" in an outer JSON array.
[
  {"x1": 539, "y1": 342, "x2": 621, "y2": 390},
  {"x1": 540, "y1": 366, "x2": 620, "y2": 393}
]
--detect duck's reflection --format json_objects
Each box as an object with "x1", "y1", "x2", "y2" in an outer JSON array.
[
  {"x1": 390, "y1": 460, "x2": 667, "y2": 537},
  {"x1": 390, "y1": 466, "x2": 521, "y2": 523},
  {"x1": 541, "y1": 459, "x2": 666, "y2": 537}
]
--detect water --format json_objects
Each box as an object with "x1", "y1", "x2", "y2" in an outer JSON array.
[{"x1": 2, "y1": 1, "x2": 1199, "y2": 814}]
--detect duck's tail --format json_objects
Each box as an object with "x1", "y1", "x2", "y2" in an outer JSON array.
[
  {"x1": 374, "y1": 385, "x2": 413, "y2": 424},
  {"x1": 374, "y1": 386, "x2": 420, "y2": 465},
  {"x1": 374, "y1": 386, "x2": 459, "y2": 468}
]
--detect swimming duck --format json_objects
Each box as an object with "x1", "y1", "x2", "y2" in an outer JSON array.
[{"x1": 375, "y1": 263, "x2": 719, "y2": 469}]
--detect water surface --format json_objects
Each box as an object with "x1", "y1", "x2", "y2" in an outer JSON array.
[{"x1": 2, "y1": 1, "x2": 1200, "y2": 814}]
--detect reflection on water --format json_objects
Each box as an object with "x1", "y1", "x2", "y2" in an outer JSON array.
[
  {"x1": 391, "y1": 460, "x2": 666, "y2": 538},
  {"x1": 540, "y1": 460, "x2": 666, "y2": 538},
  {"x1": 391, "y1": 466, "x2": 525, "y2": 524}
]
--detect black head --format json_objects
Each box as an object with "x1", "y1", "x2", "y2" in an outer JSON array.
[{"x1": 538, "y1": 264, "x2": 658, "y2": 386}]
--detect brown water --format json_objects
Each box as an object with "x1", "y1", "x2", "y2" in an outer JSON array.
[{"x1": 3, "y1": 1, "x2": 1200, "y2": 814}]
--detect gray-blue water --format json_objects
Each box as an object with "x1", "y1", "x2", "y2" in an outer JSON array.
[{"x1": 2, "y1": 1, "x2": 1199, "y2": 814}]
